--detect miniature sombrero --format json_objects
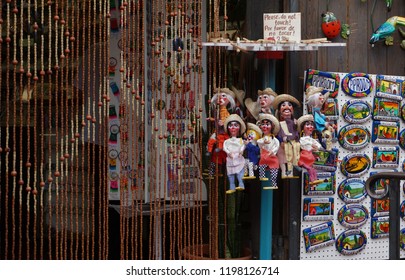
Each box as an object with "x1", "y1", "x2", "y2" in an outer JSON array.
[
  {"x1": 272, "y1": 94, "x2": 301, "y2": 110},
  {"x1": 224, "y1": 114, "x2": 246, "y2": 134},
  {"x1": 244, "y1": 97, "x2": 261, "y2": 121},
  {"x1": 257, "y1": 87, "x2": 278, "y2": 98},
  {"x1": 231, "y1": 85, "x2": 245, "y2": 106},
  {"x1": 297, "y1": 114, "x2": 314, "y2": 132},
  {"x1": 246, "y1": 122, "x2": 263, "y2": 138},
  {"x1": 214, "y1": 87, "x2": 236, "y2": 100},
  {"x1": 305, "y1": 86, "x2": 330, "y2": 100},
  {"x1": 256, "y1": 113, "x2": 280, "y2": 135}
]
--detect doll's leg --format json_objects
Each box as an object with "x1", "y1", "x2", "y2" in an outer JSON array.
[
  {"x1": 248, "y1": 161, "x2": 254, "y2": 177},
  {"x1": 284, "y1": 143, "x2": 294, "y2": 174},
  {"x1": 208, "y1": 161, "x2": 216, "y2": 177},
  {"x1": 228, "y1": 174, "x2": 236, "y2": 191},
  {"x1": 259, "y1": 165, "x2": 268, "y2": 181},
  {"x1": 263, "y1": 168, "x2": 278, "y2": 190},
  {"x1": 236, "y1": 168, "x2": 245, "y2": 190},
  {"x1": 244, "y1": 159, "x2": 249, "y2": 176}
]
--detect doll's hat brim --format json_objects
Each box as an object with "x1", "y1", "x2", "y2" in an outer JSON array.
[
  {"x1": 224, "y1": 114, "x2": 246, "y2": 134},
  {"x1": 256, "y1": 113, "x2": 280, "y2": 135},
  {"x1": 272, "y1": 94, "x2": 301, "y2": 110},
  {"x1": 297, "y1": 114, "x2": 314, "y2": 132}
]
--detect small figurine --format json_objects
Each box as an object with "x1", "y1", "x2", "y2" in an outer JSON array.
[
  {"x1": 223, "y1": 114, "x2": 246, "y2": 193},
  {"x1": 206, "y1": 88, "x2": 236, "y2": 177},
  {"x1": 321, "y1": 11, "x2": 341, "y2": 39},
  {"x1": 272, "y1": 94, "x2": 301, "y2": 179},
  {"x1": 244, "y1": 97, "x2": 261, "y2": 123},
  {"x1": 305, "y1": 86, "x2": 335, "y2": 150},
  {"x1": 297, "y1": 114, "x2": 324, "y2": 185},
  {"x1": 231, "y1": 85, "x2": 245, "y2": 119},
  {"x1": 256, "y1": 114, "x2": 280, "y2": 189},
  {"x1": 243, "y1": 122, "x2": 262, "y2": 179},
  {"x1": 257, "y1": 88, "x2": 278, "y2": 115}
]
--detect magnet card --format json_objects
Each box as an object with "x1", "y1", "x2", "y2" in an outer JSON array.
[
  {"x1": 302, "y1": 221, "x2": 335, "y2": 253},
  {"x1": 338, "y1": 124, "x2": 371, "y2": 150},
  {"x1": 305, "y1": 69, "x2": 340, "y2": 98},
  {"x1": 340, "y1": 154, "x2": 371, "y2": 178},
  {"x1": 369, "y1": 171, "x2": 390, "y2": 196},
  {"x1": 372, "y1": 97, "x2": 400, "y2": 122},
  {"x1": 371, "y1": 120, "x2": 399, "y2": 144},
  {"x1": 401, "y1": 229, "x2": 405, "y2": 251},
  {"x1": 370, "y1": 197, "x2": 389, "y2": 217},
  {"x1": 375, "y1": 74, "x2": 404, "y2": 101},
  {"x1": 302, "y1": 197, "x2": 334, "y2": 221},
  {"x1": 337, "y1": 178, "x2": 367, "y2": 204},
  {"x1": 372, "y1": 146, "x2": 399, "y2": 168},
  {"x1": 313, "y1": 148, "x2": 338, "y2": 171},
  {"x1": 399, "y1": 129, "x2": 405, "y2": 150},
  {"x1": 371, "y1": 216, "x2": 389, "y2": 239},
  {"x1": 341, "y1": 72, "x2": 373, "y2": 98},
  {"x1": 322, "y1": 98, "x2": 339, "y2": 120},
  {"x1": 303, "y1": 172, "x2": 335, "y2": 195},
  {"x1": 335, "y1": 229, "x2": 367, "y2": 255},
  {"x1": 341, "y1": 99, "x2": 372, "y2": 124},
  {"x1": 337, "y1": 204, "x2": 369, "y2": 229},
  {"x1": 401, "y1": 104, "x2": 405, "y2": 122},
  {"x1": 401, "y1": 201, "x2": 405, "y2": 221}
]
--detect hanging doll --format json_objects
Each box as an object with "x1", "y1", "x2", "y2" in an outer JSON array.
[
  {"x1": 256, "y1": 114, "x2": 280, "y2": 190},
  {"x1": 206, "y1": 88, "x2": 236, "y2": 177},
  {"x1": 257, "y1": 88, "x2": 278, "y2": 115},
  {"x1": 297, "y1": 114, "x2": 324, "y2": 185},
  {"x1": 272, "y1": 94, "x2": 301, "y2": 179},
  {"x1": 223, "y1": 114, "x2": 246, "y2": 194},
  {"x1": 305, "y1": 86, "x2": 335, "y2": 150},
  {"x1": 231, "y1": 85, "x2": 245, "y2": 119},
  {"x1": 243, "y1": 122, "x2": 262, "y2": 179}
]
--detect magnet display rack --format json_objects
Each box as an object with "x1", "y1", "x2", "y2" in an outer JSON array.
[{"x1": 300, "y1": 70, "x2": 405, "y2": 260}]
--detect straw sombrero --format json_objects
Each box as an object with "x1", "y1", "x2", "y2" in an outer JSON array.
[
  {"x1": 214, "y1": 87, "x2": 236, "y2": 100},
  {"x1": 231, "y1": 86, "x2": 245, "y2": 106},
  {"x1": 272, "y1": 94, "x2": 301, "y2": 110},
  {"x1": 257, "y1": 87, "x2": 278, "y2": 98},
  {"x1": 244, "y1": 98, "x2": 260, "y2": 121},
  {"x1": 224, "y1": 114, "x2": 246, "y2": 134},
  {"x1": 256, "y1": 113, "x2": 280, "y2": 135},
  {"x1": 297, "y1": 114, "x2": 314, "y2": 132},
  {"x1": 246, "y1": 122, "x2": 263, "y2": 138},
  {"x1": 305, "y1": 86, "x2": 330, "y2": 100}
]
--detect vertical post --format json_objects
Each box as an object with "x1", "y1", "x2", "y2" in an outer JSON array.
[
  {"x1": 389, "y1": 178, "x2": 400, "y2": 260},
  {"x1": 259, "y1": 170, "x2": 273, "y2": 259}
]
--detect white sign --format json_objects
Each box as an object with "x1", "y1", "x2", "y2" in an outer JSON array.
[{"x1": 263, "y1": 13, "x2": 301, "y2": 43}]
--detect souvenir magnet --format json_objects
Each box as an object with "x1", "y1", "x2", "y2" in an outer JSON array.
[
  {"x1": 399, "y1": 129, "x2": 405, "y2": 150},
  {"x1": 313, "y1": 148, "x2": 339, "y2": 171},
  {"x1": 340, "y1": 153, "x2": 371, "y2": 178},
  {"x1": 401, "y1": 228, "x2": 405, "y2": 251},
  {"x1": 337, "y1": 178, "x2": 368, "y2": 204},
  {"x1": 338, "y1": 124, "x2": 371, "y2": 150},
  {"x1": 305, "y1": 69, "x2": 340, "y2": 98},
  {"x1": 341, "y1": 72, "x2": 373, "y2": 98},
  {"x1": 401, "y1": 104, "x2": 405, "y2": 122},
  {"x1": 372, "y1": 97, "x2": 400, "y2": 121},
  {"x1": 370, "y1": 197, "x2": 390, "y2": 217},
  {"x1": 303, "y1": 172, "x2": 335, "y2": 195},
  {"x1": 302, "y1": 221, "x2": 336, "y2": 253},
  {"x1": 375, "y1": 74, "x2": 404, "y2": 101},
  {"x1": 370, "y1": 171, "x2": 390, "y2": 196},
  {"x1": 302, "y1": 197, "x2": 334, "y2": 221},
  {"x1": 337, "y1": 204, "x2": 369, "y2": 229},
  {"x1": 371, "y1": 120, "x2": 399, "y2": 144},
  {"x1": 371, "y1": 216, "x2": 389, "y2": 239},
  {"x1": 372, "y1": 146, "x2": 400, "y2": 168},
  {"x1": 335, "y1": 229, "x2": 367, "y2": 255},
  {"x1": 341, "y1": 99, "x2": 372, "y2": 124},
  {"x1": 401, "y1": 200, "x2": 405, "y2": 221},
  {"x1": 322, "y1": 98, "x2": 339, "y2": 120},
  {"x1": 110, "y1": 81, "x2": 120, "y2": 96}
]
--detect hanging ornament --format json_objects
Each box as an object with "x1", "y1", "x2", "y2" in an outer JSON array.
[{"x1": 321, "y1": 11, "x2": 341, "y2": 39}]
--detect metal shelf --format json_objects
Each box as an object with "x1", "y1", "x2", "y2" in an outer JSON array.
[{"x1": 202, "y1": 41, "x2": 346, "y2": 51}]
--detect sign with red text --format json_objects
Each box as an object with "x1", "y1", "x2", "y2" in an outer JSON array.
[{"x1": 263, "y1": 13, "x2": 301, "y2": 42}]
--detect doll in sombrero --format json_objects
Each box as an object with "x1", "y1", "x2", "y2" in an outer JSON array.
[
  {"x1": 297, "y1": 114, "x2": 325, "y2": 185},
  {"x1": 256, "y1": 114, "x2": 280, "y2": 189},
  {"x1": 231, "y1": 86, "x2": 245, "y2": 119},
  {"x1": 272, "y1": 94, "x2": 301, "y2": 179},
  {"x1": 244, "y1": 97, "x2": 261, "y2": 123},
  {"x1": 243, "y1": 122, "x2": 262, "y2": 179},
  {"x1": 305, "y1": 86, "x2": 336, "y2": 150},
  {"x1": 257, "y1": 88, "x2": 278, "y2": 115},
  {"x1": 206, "y1": 88, "x2": 236, "y2": 177},
  {"x1": 223, "y1": 114, "x2": 247, "y2": 193}
]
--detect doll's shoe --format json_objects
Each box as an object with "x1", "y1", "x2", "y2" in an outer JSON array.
[
  {"x1": 259, "y1": 178, "x2": 269, "y2": 181},
  {"x1": 243, "y1": 176, "x2": 256, "y2": 180},
  {"x1": 226, "y1": 189, "x2": 236, "y2": 194},
  {"x1": 236, "y1": 186, "x2": 245, "y2": 191},
  {"x1": 263, "y1": 186, "x2": 278, "y2": 190}
]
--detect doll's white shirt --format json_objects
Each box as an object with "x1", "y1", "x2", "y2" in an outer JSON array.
[
  {"x1": 257, "y1": 135, "x2": 280, "y2": 155},
  {"x1": 299, "y1": 135, "x2": 321, "y2": 151}
]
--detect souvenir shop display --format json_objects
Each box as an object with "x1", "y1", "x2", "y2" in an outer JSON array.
[{"x1": 300, "y1": 69, "x2": 405, "y2": 260}]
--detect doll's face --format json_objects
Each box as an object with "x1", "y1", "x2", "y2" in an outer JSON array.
[
  {"x1": 259, "y1": 119, "x2": 273, "y2": 134},
  {"x1": 303, "y1": 121, "x2": 315, "y2": 136},
  {"x1": 258, "y1": 94, "x2": 273, "y2": 109},
  {"x1": 227, "y1": 121, "x2": 241, "y2": 137},
  {"x1": 218, "y1": 93, "x2": 230, "y2": 106},
  {"x1": 279, "y1": 101, "x2": 294, "y2": 120},
  {"x1": 246, "y1": 129, "x2": 260, "y2": 141}
]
